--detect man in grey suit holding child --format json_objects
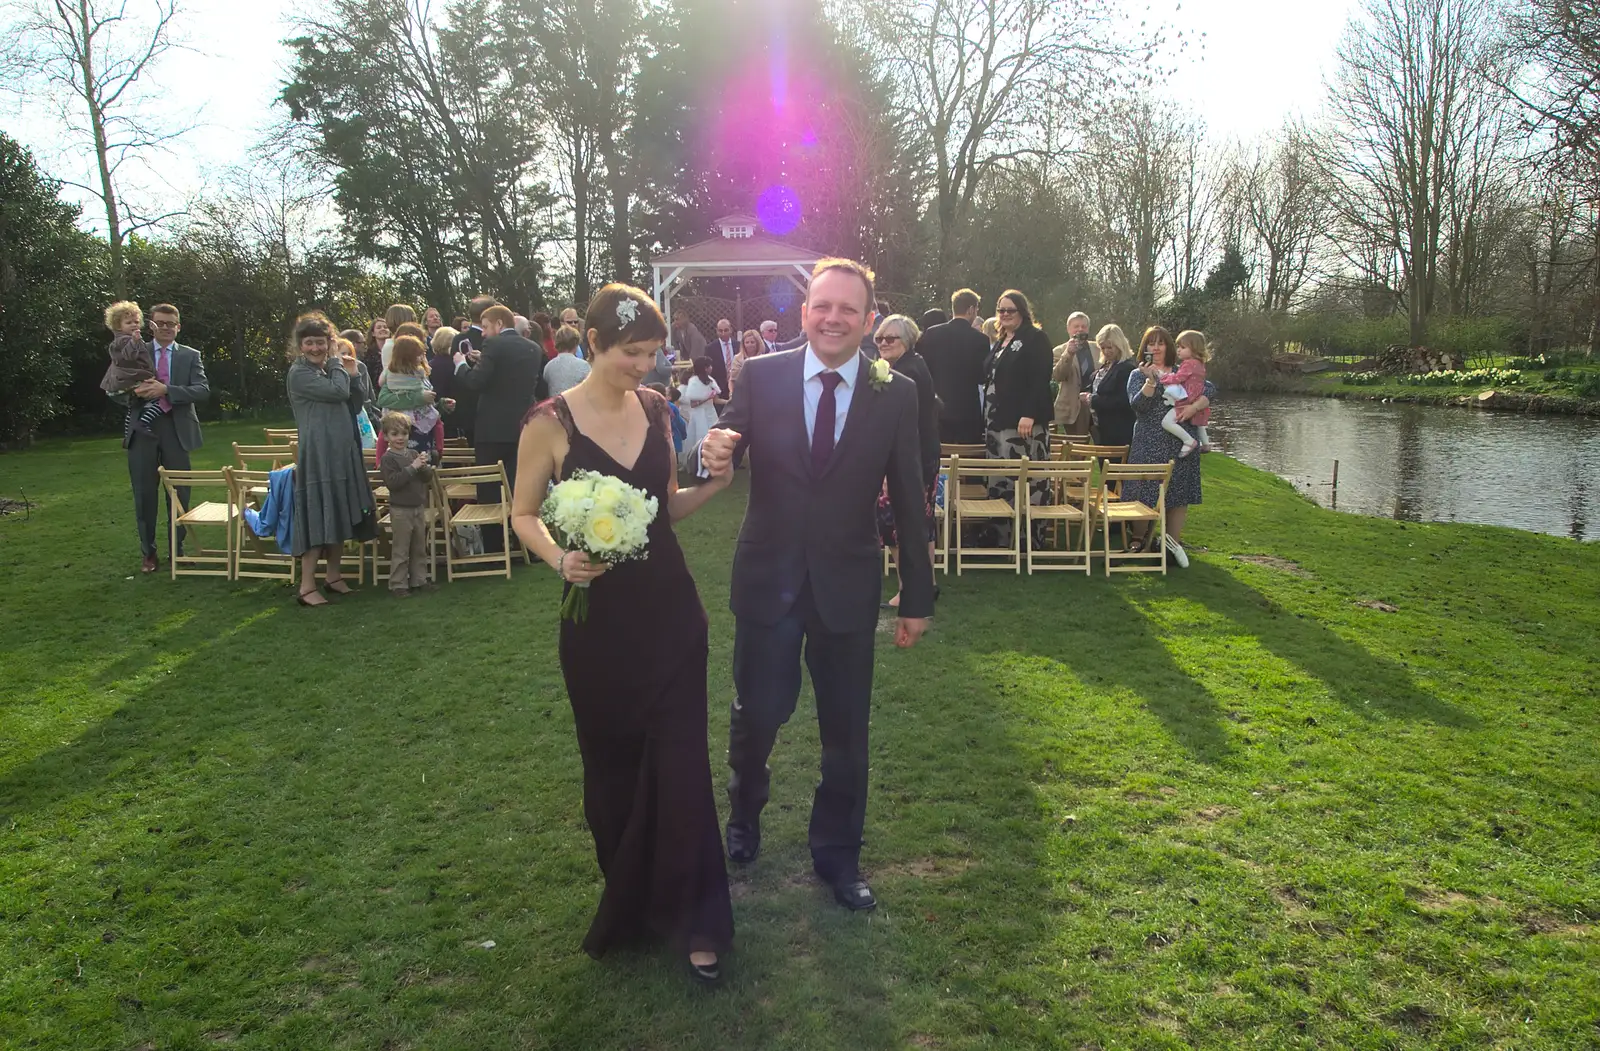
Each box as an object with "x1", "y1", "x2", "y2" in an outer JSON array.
[{"x1": 116, "y1": 303, "x2": 210, "y2": 573}]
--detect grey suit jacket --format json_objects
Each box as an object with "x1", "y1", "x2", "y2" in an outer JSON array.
[{"x1": 118, "y1": 343, "x2": 209, "y2": 451}]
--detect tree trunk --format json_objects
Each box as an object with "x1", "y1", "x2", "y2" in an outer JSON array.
[
  {"x1": 77, "y1": 0, "x2": 125, "y2": 296},
  {"x1": 573, "y1": 151, "x2": 590, "y2": 307}
]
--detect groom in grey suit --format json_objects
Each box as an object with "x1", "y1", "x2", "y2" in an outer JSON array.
[
  {"x1": 117, "y1": 303, "x2": 210, "y2": 573},
  {"x1": 697, "y1": 258, "x2": 933, "y2": 912}
]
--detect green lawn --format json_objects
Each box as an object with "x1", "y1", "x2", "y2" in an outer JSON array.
[
  {"x1": 2, "y1": 423, "x2": 1597, "y2": 1050},
  {"x1": 1306, "y1": 359, "x2": 1600, "y2": 410}
]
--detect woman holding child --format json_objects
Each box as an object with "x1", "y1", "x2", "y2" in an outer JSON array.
[
  {"x1": 287, "y1": 313, "x2": 377, "y2": 606},
  {"x1": 1123, "y1": 326, "x2": 1213, "y2": 566}
]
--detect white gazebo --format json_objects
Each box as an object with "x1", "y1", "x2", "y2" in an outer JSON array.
[{"x1": 650, "y1": 214, "x2": 826, "y2": 331}]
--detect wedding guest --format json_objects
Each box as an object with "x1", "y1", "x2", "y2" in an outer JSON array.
[
  {"x1": 559, "y1": 306, "x2": 587, "y2": 358},
  {"x1": 917, "y1": 288, "x2": 989, "y2": 444},
  {"x1": 378, "y1": 411, "x2": 436, "y2": 598},
  {"x1": 984, "y1": 290, "x2": 1054, "y2": 508},
  {"x1": 452, "y1": 314, "x2": 469, "y2": 331},
  {"x1": 378, "y1": 334, "x2": 444, "y2": 454},
  {"x1": 729, "y1": 329, "x2": 763, "y2": 392},
  {"x1": 919, "y1": 308, "x2": 948, "y2": 332},
  {"x1": 287, "y1": 313, "x2": 376, "y2": 606},
  {"x1": 708, "y1": 318, "x2": 736, "y2": 394},
  {"x1": 118, "y1": 302, "x2": 209, "y2": 573},
  {"x1": 513, "y1": 314, "x2": 532, "y2": 340},
  {"x1": 532, "y1": 311, "x2": 557, "y2": 358},
  {"x1": 450, "y1": 294, "x2": 496, "y2": 443},
  {"x1": 338, "y1": 330, "x2": 376, "y2": 407},
  {"x1": 670, "y1": 313, "x2": 707, "y2": 364},
  {"x1": 381, "y1": 304, "x2": 417, "y2": 369},
  {"x1": 101, "y1": 301, "x2": 164, "y2": 436},
  {"x1": 760, "y1": 319, "x2": 779, "y2": 353},
  {"x1": 1088, "y1": 324, "x2": 1137, "y2": 447},
  {"x1": 1124, "y1": 325, "x2": 1212, "y2": 566},
  {"x1": 680, "y1": 357, "x2": 721, "y2": 469},
  {"x1": 363, "y1": 318, "x2": 390, "y2": 384},
  {"x1": 981, "y1": 316, "x2": 1001, "y2": 344},
  {"x1": 428, "y1": 325, "x2": 460, "y2": 412},
  {"x1": 456, "y1": 304, "x2": 544, "y2": 551},
  {"x1": 1052, "y1": 312, "x2": 1095, "y2": 439},
  {"x1": 423, "y1": 307, "x2": 443, "y2": 340},
  {"x1": 543, "y1": 324, "x2": 591, "y2": 398},
  {"x1": 873, "y1": 314, "x2": 939, "y2": 610}
]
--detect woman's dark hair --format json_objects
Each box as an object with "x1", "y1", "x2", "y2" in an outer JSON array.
[
  {"x1": 585, "y1": 283, "x2": 668, "y2": 353},
  {"x1": 1139, "y1": 326, "x2": 1176, "y2": 369},
  {"x1": 997, "y1": 289, "x2": 1034, "y2": 329},
  {"x1": 531, "y1": 311, "x2": 553, "y2": 341},
  {"x1": 289, "y1": 312, "x2": 335, "y2": 360},
  {"x1": 692, "y1": 356, "x2": 713, "y2": 381}
]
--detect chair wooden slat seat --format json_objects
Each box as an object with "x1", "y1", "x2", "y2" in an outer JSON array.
[
  {"x1": 430, "y1": 463, "x2": 530, "y2": 580},
  {"x1": 1099, "y1": 461, "x2": 1171, "y2": 576},
  {"x1": 159, "y1": 468, "x2": 237, "y2": 579},
  {"x1": 1025, "y1": 461, "x2": 1093, "y2": 574},
  {"x1": 949, "y1": 455, "x2": 1027, "y2": 574}
]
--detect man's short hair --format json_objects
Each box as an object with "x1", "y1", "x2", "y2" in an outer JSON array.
[
  {"x1": 467, "y1": 295, "x2": 498, "y2": 324},
  {"x1": 554, "y1": 324, "x2": 582, "y2": 351},
  {"x1": 1067, "y1": 311, "x2": 1091, "y2": 327},
  {"x1": 380, "y1": 411, "x2": 413, "y2": 437},
  {"x1": 150, "y1": 303, "x2": 180, "y2": 321},
  {"x1": 481, "y1": 305, "x2": 515, "y2": 329},
  {"x1": 513, "y1": 314, "x2": 531, "y2": 336},
  {"x1": 808, "y1": 258, "x2": 876, "y2": 311},
  {"x1": 950, "y1": 289, "x2": 980, "y2": 315},
  {"x1": 761, "y1": 320, "x2": 777, "y2": 331}
]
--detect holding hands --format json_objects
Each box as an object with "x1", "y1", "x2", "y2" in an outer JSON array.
[{"x1": 699, "y1": 427, "x2": 742, "y2": 481}]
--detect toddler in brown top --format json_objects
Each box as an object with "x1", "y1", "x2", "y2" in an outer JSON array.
[
  {"x1": 378, "y1": 412, "x2": 435, "y2": 596},
  {"x1": 100, "y1": 301, "x2": 167, "y2": 435}
]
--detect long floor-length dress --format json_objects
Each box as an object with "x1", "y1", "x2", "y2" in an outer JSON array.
[{"x1": 537, "y1": 389, "x2": 734, "y2": 959}]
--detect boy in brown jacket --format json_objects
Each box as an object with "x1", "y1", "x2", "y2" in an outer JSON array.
[{"x1": 378, "y1": 412, "x2": 436, "y2": 596}]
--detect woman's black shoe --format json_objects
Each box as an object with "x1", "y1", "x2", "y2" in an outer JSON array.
[{"x1": 687, "y1": 958, "x2": 722, "y2": 985}]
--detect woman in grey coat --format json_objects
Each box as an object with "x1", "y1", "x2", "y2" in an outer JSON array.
[{"x1": 288, "y1": 313, "x2": 377, "y2": 606}]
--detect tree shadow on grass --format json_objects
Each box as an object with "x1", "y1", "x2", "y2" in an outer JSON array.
[{"x1": 1187, "y1": 562, "x2": 1480, "y2": 729}]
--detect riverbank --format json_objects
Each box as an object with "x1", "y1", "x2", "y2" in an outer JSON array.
[
  {"x1": 1289, "y1": 362, "x2": 1600, "y2": 416},
  {"x1": 2, "y1": 423, "x2": 1597, "y2": 1049}
]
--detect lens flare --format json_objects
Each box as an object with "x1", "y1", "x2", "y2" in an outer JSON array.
[{"x1": 757, "y1": 185, "x2": 802, "y2": 235}]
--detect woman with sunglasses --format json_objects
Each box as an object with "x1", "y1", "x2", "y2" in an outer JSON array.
[
  {"x1": 873, "y1": 314, "x2": 940, "y2": 609},
  {"x1": 982, "y1": 290, "x2": 1055, "y2": 514}
]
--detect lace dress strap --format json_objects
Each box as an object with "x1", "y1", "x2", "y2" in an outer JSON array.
[
  {"x1": 637, "y1": 387, "x2": 674, "y2": 450},
  {"x1": 527, "y1": 394, "x2": 577, "y2": 440}
]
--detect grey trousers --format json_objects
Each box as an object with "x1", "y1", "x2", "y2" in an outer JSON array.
[{"x1": 127, "y1": 413, "x2": 192, "y2": 557}]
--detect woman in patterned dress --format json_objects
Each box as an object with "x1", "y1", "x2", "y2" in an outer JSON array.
[{"x1": 983, "y1": 290, "x2": 1055, "y2": 512}]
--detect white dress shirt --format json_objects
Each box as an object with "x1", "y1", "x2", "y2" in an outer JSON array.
[{"x1": 802, "y1": 344, "x2": 857, "y2": 444}]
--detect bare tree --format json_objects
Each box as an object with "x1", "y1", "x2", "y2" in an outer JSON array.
[
  {"x1": 5, "y1": 0, "x2": 190, "y2": 294},
  {"x1": 1165, "y1": 122, "x2": 1226, "y2": 294},
  {"x1": 1318, "y1": 0, "x2": 1509, "y2": 346},
  {"x1": 1232, "y1": 124, "x2": 1329, "y2": 312},
  {"x1": 856, "y1": 0, "x2": 1138, "y2": 291},
  {"x1": 1084, "y1": 93, "x2": 1185, "y2": 321}
]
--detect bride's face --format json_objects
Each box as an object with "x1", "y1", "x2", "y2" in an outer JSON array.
[{"x1": 593, "y1": 337, "x2": 661, "y2": 390}]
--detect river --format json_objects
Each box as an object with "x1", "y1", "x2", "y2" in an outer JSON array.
[{"x1": 1206, "y1": 393, "x2": 1600, "y2": 541}]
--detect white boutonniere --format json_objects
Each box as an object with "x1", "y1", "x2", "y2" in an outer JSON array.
[{"x1": 868, "y1": 357, "x2": 893, "y2": 390}]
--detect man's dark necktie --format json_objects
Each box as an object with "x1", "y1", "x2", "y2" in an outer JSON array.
[{"x1": 811, "y1": 371, "x2": 843, "y2": 474}]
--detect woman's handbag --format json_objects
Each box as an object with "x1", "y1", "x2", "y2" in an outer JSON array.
[{"x1": 355, "y1": 408, "x2": 377, "y2": 450}]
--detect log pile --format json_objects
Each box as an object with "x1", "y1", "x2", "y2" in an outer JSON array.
[{"x1": 1376, "y1": 344, "x2": 1464, "y2": 375}]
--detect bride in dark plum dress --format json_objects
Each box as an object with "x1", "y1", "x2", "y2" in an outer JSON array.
[{"x1": 510, "y1": 284, "x2": 734, "y2": 983}]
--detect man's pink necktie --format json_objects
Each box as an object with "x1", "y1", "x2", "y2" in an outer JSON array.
[{"x1": 156, "y1": 347, "x2": 172, "y2": 411}]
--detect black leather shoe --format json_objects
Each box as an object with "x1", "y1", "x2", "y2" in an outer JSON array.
[
  {"x1": 831, "y1": 876, "x2": 877, "y2": 912},
  {"x1": 726, "y1": 821, "x2": 761, "y2": 864},
  {"x1": 687, "y1": 957, "x2": 722, "y2": 986}
]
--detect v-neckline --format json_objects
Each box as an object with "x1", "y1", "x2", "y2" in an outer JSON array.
[{"x1": 561, "y1": 390, "x2": 651, "y2": 475}]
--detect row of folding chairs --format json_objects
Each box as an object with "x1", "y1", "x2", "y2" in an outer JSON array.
[
  {"x1": 155, "y1": 460, "x2": 530, "y2": 586},
  {"x1": 262, "y1": 427, "x2": 471, "y2": 449}
]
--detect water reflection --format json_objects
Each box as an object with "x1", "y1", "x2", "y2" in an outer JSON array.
[{"x1": 1208, "y1": 394, "x2": 1600, "y2": 541}]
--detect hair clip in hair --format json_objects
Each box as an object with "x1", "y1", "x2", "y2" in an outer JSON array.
[{"x1": 616, "y1": 299, "x2": 639, "y2": 326}]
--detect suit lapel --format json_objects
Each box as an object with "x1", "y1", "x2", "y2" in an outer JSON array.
[
  {"x1": 822, "y1": 353, "x2": 873, "y2": 478},
  {"x1": 778, "y1": 350, "x2": 811, "y2": 479}
]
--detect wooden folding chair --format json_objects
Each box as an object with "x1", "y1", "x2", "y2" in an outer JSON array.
[
  {"x1": 263, "y1": 428, "x2": 298, "y2": 445},
  {"x1": 1099, "y1": 462, "x2": 1171, "y2": 576},
  {"x1": 882, "y1": 461, "x2": 949, "y2": 578},
  {"x1": 234, "y1": 442, "x2": 296, "y2": 472},
  {"x1": 949, "y1": 455, "x2": 1027, "y2": 574},
  {"x1": 1025, "y1": 461, "x2": 1093, "y2": 574},
  {"x1": 431, "y1": 463, "x2": 529, "y2": 580},
  {"x1": 225, "y1": 467, "x2": 297, "y2": 584},
  {"x1": 939, "y1": 443, "x2": 986, "y2": 459},
  {"x1": 157, "y1": 468, "x2": 237, "y2": 580},
  {"x1": 442, "y1": 435, "x2": 470, "y2": 448}
]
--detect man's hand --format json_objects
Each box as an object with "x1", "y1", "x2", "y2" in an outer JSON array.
[
  {"x1": 699, "y1": 427, "x2": 742, "y2": 478},
  {"x1": 1017, "y1": 416, "x2": 1035, "y2": 439},
  {"x1": 894, "y1": 617, "x2": 929, "y2": 649},
  {"x1": 133, "y1": 379, "x2": 167, "y2": 399},
  {"x1": 467, "y1": 348, "x2": 482, "y2": 364},
  {"x1": 441, "y1": 397, "x2": 456, "y2": 412}
]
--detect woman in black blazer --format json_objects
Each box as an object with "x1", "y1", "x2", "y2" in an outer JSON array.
[
  {"x1": 874, "y1": 313, "x2": 941, "y2": 609},
  {"x1": 983, "y1": 289, "x2": 1055, "y2": 507},
  {"x1": 1088, "y1": 323, "x2": 1138, "y2": 447}
]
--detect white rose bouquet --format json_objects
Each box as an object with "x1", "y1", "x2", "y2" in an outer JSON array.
[{"x1": 540, "y1": 469, "x2": 660, "y2": 622}]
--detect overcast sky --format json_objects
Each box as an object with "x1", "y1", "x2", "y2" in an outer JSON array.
[{"x1": 1, "y1": 0, "x2": 1358, "y2": 233}]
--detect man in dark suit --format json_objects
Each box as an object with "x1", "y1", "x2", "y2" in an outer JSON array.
[
  {"x1": 455, "y1": 303, "x2": 544, "y2": 552},
  {"x1": 707, "y1": 317, "x2": 737, "y2": 394},
  {"x1": 917, "y1": 288, "x2": 991, "y2": 444},
  {"x1": 450, "y1": 294, "x2": 496, "y2": 442},
  {"x1": 696, "y1": 259, "x2": 932, "y2": 913},
  {"x1": 118, "y1": 303, "x2": 210, "y2": 573}
]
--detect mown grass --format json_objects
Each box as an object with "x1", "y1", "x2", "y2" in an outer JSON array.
[{"x1": 2, "y1": 422, "x2": 1597, "y2": 1050}]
